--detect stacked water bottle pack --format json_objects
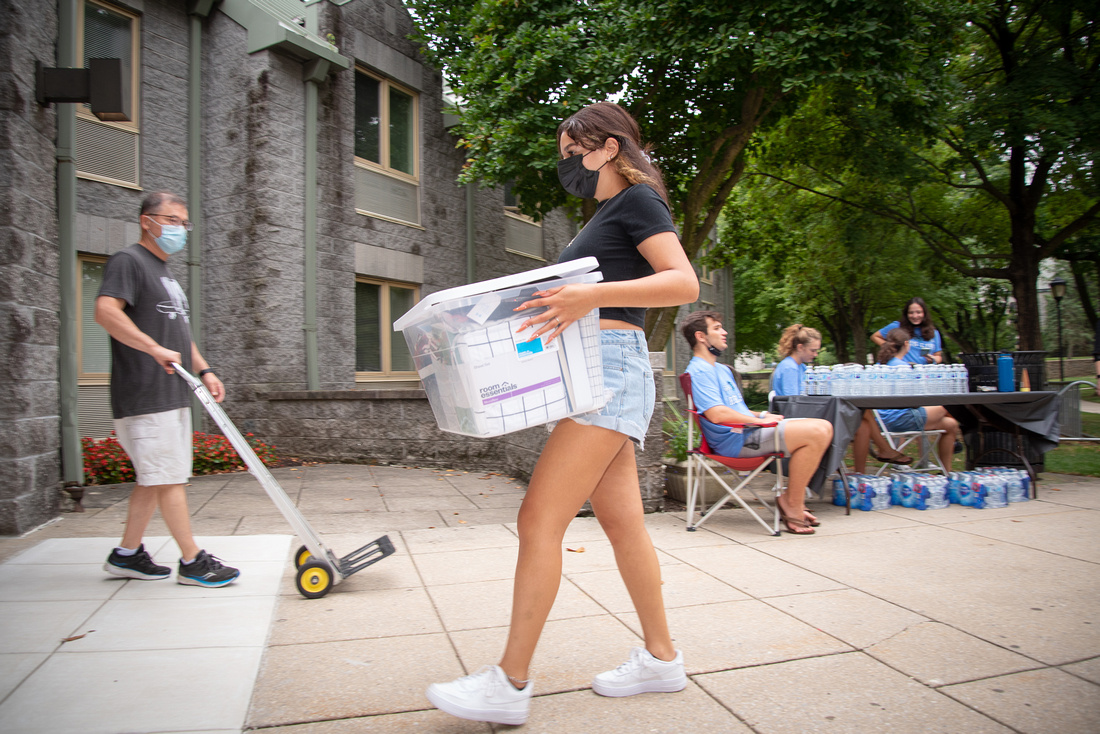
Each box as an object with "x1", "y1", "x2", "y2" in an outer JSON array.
[
  {"x1": 802, "y1": 363, "x2": 969, "y2": 396},
  {"x1": 831, "y1": 466, "x2": 1029, "y2": 512},
  {"x1": 946, "y1": 467, "x2": 1031, "y2": 509}
]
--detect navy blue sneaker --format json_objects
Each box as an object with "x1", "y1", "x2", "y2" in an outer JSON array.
[
  {"x1": 177, "y1": 550, "x2": 240, "y2": 587},
  {"x1": 104, "y1": 544, "x2": 171, "y2": 580}
]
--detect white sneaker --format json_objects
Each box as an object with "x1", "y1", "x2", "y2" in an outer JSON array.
[
  {"x1": 592, "y1": 647, "x2": 687, "y2": 697},
  {"x1": 426, "y1": 665, "x2": 532, "y2": 725}
]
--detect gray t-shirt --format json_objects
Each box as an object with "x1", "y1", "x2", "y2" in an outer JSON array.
[{"x1": 97, "y1": 243, "x2": 193, "y2": 419}]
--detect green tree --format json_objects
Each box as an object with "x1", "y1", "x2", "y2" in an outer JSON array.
[
  {"x1": 756, "y1": 0, "x2": 1099, "y2": 351},
  {"x1": 714, "y1": 175, "x2": 943, "y2": 363},
  {"x1": 408, "y1": 0, "x2": 956, "y2": 348}
]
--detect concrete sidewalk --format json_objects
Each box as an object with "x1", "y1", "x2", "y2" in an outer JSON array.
[{"x1": 0, "y1": 463, "x2": 1098, "y2": 733}]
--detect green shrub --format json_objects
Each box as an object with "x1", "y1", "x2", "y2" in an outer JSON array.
[
  {"x1": 82, "y1": 431, "x2": 278, "y2": 485},
  {"x1": 662, "y1": 409, "x2": 700, "y2": 463}
]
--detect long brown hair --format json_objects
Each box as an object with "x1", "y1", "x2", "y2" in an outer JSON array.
[
  {"x1": 557, "y1": 102, "x2": 670, "y2": 205},
  {"x1": 900, "y1": 297, "x2": 936, "y2": 341}
]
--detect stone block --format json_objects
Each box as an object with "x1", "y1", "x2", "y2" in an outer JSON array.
[
  {"x1": 0, "y1": 303, "x2": 35, "y2": 344},
  {"x1": 0, "y1": 343, "x2": 58, "y2": 383},
  {"x1": 0, "y1": 226, "x2": 30, "y2": 267},
  {"x1": 0, "y1": 457, "x2": 34, "y2": 501}
]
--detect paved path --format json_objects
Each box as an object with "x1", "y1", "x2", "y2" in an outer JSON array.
[{"x1": 1, "y1": 464, "x2": 1098, "y2": 733}]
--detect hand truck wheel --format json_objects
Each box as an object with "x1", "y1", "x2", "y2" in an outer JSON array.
[
  {"x1": 296, "y1": 559, "x2": 334, "y2": 599},
  {"x1": 293, "y1": 544, "x2": 312, "y2": 570}
]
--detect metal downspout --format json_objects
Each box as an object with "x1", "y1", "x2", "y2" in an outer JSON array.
[
  {"x1": 303, "y1": 59, "x2": 329, "y2": 390},
  {"x1": 58, "y1": 0, "x2": 82, "y2": 487},
  {"x1": 187, "y1": 5, "x2": 210, "y2": 423},
  {"x1": 466, "y1": 182, "x2": 476, "y2": 283},
  {"x1": 188, "y1": 5, "x2": 211, "y2": 352}
]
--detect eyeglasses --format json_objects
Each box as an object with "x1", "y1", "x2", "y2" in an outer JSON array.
[{"x1": 146, "y1": 213, "x2": 194, "y2": 231}]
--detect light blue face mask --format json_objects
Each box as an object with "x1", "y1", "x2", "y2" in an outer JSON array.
[{"x1": 153, "y1": 223, "x2": 187, "y2": 255}]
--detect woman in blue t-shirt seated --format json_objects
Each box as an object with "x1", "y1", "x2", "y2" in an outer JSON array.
[
  {"x1": 871, "y1": 297, "x2": 943, "y2": 364},
  {"x1": 771, "y1": 324, "x2": 820, "y2": 396},
  {"x1": 864, "y1": 329, "x2": 960, "y2": 471}
]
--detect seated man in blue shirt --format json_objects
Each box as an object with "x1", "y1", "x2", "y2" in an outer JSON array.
[{"x1": 682, "y1": 311, "x2": 833, "y2": 535}]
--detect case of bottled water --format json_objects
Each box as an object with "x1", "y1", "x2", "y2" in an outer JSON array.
[
  {"x1": 987, "y1": 466, "x2": 1030, "y2": 502},
  {"x1": 947, "y1": 471, "x2": 989, "y2": 508}
]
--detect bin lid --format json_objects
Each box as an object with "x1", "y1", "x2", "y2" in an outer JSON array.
[{"x1": 393, "y1": 257, "x2": 601, "y2": 331}]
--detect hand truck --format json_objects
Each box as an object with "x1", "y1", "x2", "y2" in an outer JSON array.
[{"x1": 174, "y1": 363, "x2": 394, "y2": 598}]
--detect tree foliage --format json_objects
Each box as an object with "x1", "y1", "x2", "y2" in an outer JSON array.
[
  {"x1": 712, "y1": 172, "x2": 1018, "y2": 363},
  {"x1": 407, "y1": 0, "x2": 956, "y2": 347},
  {"x1": 754, "y1": 0, "x2": 1100, "y2": 350}
]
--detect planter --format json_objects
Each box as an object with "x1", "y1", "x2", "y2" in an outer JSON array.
[{"x1": 663, "y1": 459, "x2": 731, "y2": 505}]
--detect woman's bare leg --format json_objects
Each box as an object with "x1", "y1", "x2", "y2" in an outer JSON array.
[
  {"x1": 924, "y1": 406, "x2": 959, "y2": 471},
  {"x1": 589, "y1": 442, "x2": 675, "y2": 661},
  {"x1": 498, "y1": 420, "x2": 634, "y2": 683}
]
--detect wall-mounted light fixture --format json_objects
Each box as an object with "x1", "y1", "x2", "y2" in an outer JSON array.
[{"x1": 36, "y1": 58, "x2": 131, "y2": 122}]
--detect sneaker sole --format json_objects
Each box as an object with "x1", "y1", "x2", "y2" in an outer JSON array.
[
  {"x1": 103, "y1": 562, "x2": 170, "y2": 580},
  {"x1": 425, "y1": 686, "x2": 529, "y2": 725},
  {"x1": 591, "y1": 674, "x2": 687, "y2": 698},
  {"x1": 176, "y1": 573, "x2": 239, "y2": 587}
]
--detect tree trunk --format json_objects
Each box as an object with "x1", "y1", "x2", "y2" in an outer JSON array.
[
  {"x1": 1009, "y1": 257, "x2": 1043, "y2": 352},
  {"x1": 645, "y1": 305, "x2": 680, "y2": 352},
  {"x1": 1070, "y1": 260, "x2": 1098, "y2": 329}
]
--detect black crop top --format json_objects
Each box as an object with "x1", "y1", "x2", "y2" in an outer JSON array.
[{"x1": 557, "y1": 184, "x2": 678, "y2": 328}]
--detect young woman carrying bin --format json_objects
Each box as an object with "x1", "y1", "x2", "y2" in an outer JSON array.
[{"x1": 426, "y1": 102, "x2": 699, "y2": 725}]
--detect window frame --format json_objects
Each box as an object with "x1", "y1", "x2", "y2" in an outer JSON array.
[
  {"x1": 354, "y1": 277, "x2": 420, "y2": 382},
  {"x1": 75, "y1": 0, "x2": 142, "y2": 189},
  {"x1": 503, "y1": 182, "x2": 545, "y2": 261},
  {"x1": 77, "y1": 253, "x2": 111, "y2": 386},
  {"x1": 353, "y1": 67, "x2": 420, "y2": 180},
  {"x1": 698, "y1": 241, "x2": 713, "y2": 285}
]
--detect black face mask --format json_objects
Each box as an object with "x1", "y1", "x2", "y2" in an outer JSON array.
[
  {"x1": 557, "y1": 151, "x2": 608, "y2": 199},
  {"x1": 707, "y1": 344, "x2": 724, "y2": 358}
]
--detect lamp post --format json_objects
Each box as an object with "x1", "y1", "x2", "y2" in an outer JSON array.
[{"x1": 1050, "y1": 277, "x2": 1067, "y2": 382}]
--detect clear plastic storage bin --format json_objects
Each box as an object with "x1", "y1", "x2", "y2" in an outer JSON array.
[{"x1": 393, "y1": 258, "x2": 607, "y2": 438}]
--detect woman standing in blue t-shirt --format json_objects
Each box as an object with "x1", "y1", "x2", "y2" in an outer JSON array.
[
  {"x1": 871, "y1": 297, "x2": 943, "y2": 364},
  {"x1": 772, "y1": 324, "x2": 821, "y2": 396}
]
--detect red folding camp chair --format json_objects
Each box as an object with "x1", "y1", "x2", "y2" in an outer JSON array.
[{"x1": 679, "y1": 373, "x2": 784, "y2": 536}]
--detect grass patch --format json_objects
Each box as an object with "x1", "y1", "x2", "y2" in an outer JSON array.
[{"x1": 1044, "y1": 411, "x2": 1100, "y2": 477}]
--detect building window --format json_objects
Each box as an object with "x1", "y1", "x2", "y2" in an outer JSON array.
[
  {"x1": 355, "y1": 278, "x2": 419, "y2": 378},
  {"x1": 698, "y1": 241, "x2": 713, "y2": 285},
  {"x1": 76, "y1": 0, "x2": 141, "y2": 188},
  {"x1": 354, "y1": 68, "x2": 420, "y2": 225},
  {"x1": 78, "y1": 254, "x2": 111, "y2": 383},
  {"x1": 78, "y1": 254, "x2": 115, "y2": 439},
  {"x1": 503, "y1": 182, "x2": 544, "y2": 260}
]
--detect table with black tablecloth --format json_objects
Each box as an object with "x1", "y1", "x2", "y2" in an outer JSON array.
[{"x1": 773, "y1": 392, "x2": 1061, "y2": 497}]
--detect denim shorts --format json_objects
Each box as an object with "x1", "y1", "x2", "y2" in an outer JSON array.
[
  {"x1": 113, "y1": 407, "x2": 192, "y2": 486},
  {"x1": 551, "y1": 329, "x2": 655, "y2": 448},
  {"x1": 884, "y1": 407, "x2": 927, "y2": 433}
]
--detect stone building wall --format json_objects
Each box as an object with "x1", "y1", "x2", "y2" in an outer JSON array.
[
  {"x1": 0, "y1": 0, "x2": 675, "y2": 535},
  {"x1": 0, "y1": 0, "x2": 62, "y2": 534}
]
